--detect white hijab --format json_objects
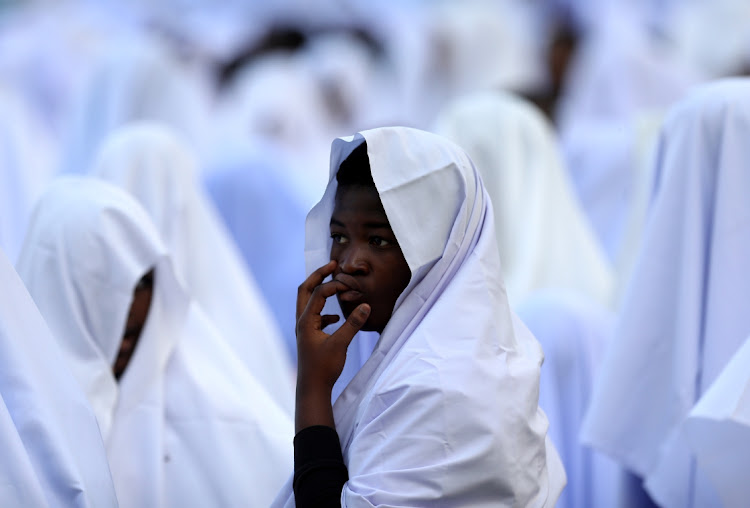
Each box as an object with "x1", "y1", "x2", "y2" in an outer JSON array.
[
  {"x1": 682, "y1": 335, "x2": 750, "y2": 508},
  {"x1": 59, "y1": 34, "x2": 211, "y2": 176},
  {"x1": 433, "y1": 90, "x2": 615, "y2": 307},
  {"x1": 274, "y1": 126, "x2": 565, "y2": 507},
  {"x1": 17, "y1": 177, "x2": 293, "y2": 508},
  {"x1": 91, "y1": 123, "x2": 295, "y2": 414},
  {"x1": 0, "y1": 247, "x2": 118, "y2": 508},
  {"x1": 581, "y1": 78, "x2": 750, "y2": 508}
]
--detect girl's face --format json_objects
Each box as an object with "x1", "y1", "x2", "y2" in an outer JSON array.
[{"x1": 329, "y1": 184, "x2": 411, "y2": 333}]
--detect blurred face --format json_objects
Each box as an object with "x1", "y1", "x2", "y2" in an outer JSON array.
[
  {"x1": 330, "y1": 185, "x2": 411, "y2": 333},
  {"x1": 113, "y1": 269, "x2": 154, "y2": 380}
]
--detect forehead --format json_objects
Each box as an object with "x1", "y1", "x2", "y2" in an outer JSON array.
[{"x1": 332, "y1": 185, "x2": 389, "y2": 223}]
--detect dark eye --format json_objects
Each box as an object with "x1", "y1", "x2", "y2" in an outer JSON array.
[
  {"x1": 370, "y1": 236, "x2": 391, "y2": 247},
  {"x1": 331, "y1": 233, "x2": 348, "y2": 244}
]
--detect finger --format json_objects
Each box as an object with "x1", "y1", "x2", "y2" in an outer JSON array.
[
  {"x1": 297, "y1": 260, "x2": 336, "y2": 319},
  {"x1": 320, "y1": 314, "x2": 341, "y2": 329},
  {"x1": 329, "y1": 304, "x2": 370, "y2": 350},
  {"x1": 305, "y1": 280, "x2": 348, "y2": 317}
]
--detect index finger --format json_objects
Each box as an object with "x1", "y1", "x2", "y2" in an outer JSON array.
[{"x1": 296, "y1": 260, "x2": 337, "y2": 320}]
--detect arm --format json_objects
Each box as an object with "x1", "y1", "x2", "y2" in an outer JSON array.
[{"x1": 293, "y1": 260, "x2": 370, "y2": 506}]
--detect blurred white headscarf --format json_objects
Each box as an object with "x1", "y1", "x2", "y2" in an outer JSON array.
[
  {"x1": 59, "y1": 34, "x2": 211, "y2": 176},
  {"x1": 581, "y1": 78, "x2": 750, "y2": 508},
  {"x1": 17, "y1": 177, "x2": 293, "y2": 508},
  {"x1": 433, "y1": 90, "x2": 615, "y2": 307},
  {"x1": 274, "y1": 126, "x2": 565, "y2": 507},
  {"x1": 0, "y1": 247, "x2": 118, "y2": 508},
  {"x1": 91, "y1": 123, "x2": 295, "y2": 414}
]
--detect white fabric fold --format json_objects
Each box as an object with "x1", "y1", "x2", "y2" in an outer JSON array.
[
  {"x1": 581, "y1": 78, "x2": 750, "y2": 508},
  {"x1": 91, "y1": 123, "x2": 295, "y2": 414},
  {"x1": 273, "y1": 126, "x2": 564, "y2": 507},
  {"x1": 18, "y1": 177, "x2": 293, "y2": 508},
  {"x1": 682, "y1": 335, "x2": 750, "y2": 508},
  {"x1": 0, "y1": 247, "x2": 118, "y2": 508},
  {"x1": 433, "y1": 90, "x2": 615, "y2": 307},
  {"x1": 516, "y1": 289, "x2": 621, "y2": 508}
]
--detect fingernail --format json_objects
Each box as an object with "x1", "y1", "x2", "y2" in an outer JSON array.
[{"x1": 359, "y1": 304, "x2": 371, "y2": 315}]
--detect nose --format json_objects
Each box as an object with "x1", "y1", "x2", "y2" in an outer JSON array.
[{"x1": 338, "y1": 244, "x2": 370, "y2": 275}]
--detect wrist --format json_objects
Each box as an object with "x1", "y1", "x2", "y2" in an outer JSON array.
[{"x1": 295, "y1": 381, "x2": 335, "y2": 433}]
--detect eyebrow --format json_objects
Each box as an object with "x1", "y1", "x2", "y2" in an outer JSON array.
[{"x1": 330, "y1": 217, "x2": 393, "y2": 230}]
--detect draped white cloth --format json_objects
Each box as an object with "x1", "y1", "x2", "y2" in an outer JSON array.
[
  {"x1": 59, "y1": 34, "x2": 211, "y2": 176},
  {"x1": 0, "y1": 247, "x2": 118, "y2": 508},
  {"x1": 91, "y1": 123, "x2": 295, "y2": 414},
  {"x1": 556, "y1": 12, "x2": 700, "y2": 265},
  {"x1": 433, "y1": 90, "x2": 614, "y2": 307},
  {"x1": 0, "y1": 86, "x2": 56, "y2": 263},
  {"x1": 516, "y1": 289, "x2": 621, "y2": 508},
  {"x1": 273, "y1": 126, "x2": 565, "y2": 507},
  {"x1": 682, "y1": 335, "x2": 750, "y2": 508},
  {"x1": 581, "y1": 78, "x2": 750, "y2": 508},
  {"x1": 204, "y1": 143, "x2": 308, "y2": 363},
  {"x1": 17, "y1": 177, "x2": 293, "y2": 508}
]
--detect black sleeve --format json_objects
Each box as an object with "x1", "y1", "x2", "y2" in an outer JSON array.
[{"x1": 293, "y1": 425, "x2": 349, "y2": 507}]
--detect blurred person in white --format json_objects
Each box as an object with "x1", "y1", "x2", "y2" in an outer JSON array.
[
  {"x1": 90, "y1": 123, "x2": 295, "y2": 414},
  {"x1": 212, "y1": 51, "x2": 333, "y2": 207},
  {"x1": 581, "y1": 78, "x2": 750, "y2": 508},
  {"x1": 59, "y1": 33, "x2": 212, "y2": 177},
  {"x1": 433, "y1": 89, "x2": 615, "y2": 308},
  {"x1": 204, "y1": 142, "x2": 308, "y2": 364},
  {"x1": 272, "y1": 127, "x2": 565, "y2": 507},
  {"x1": 0, "y1": 85, "x2": 56, "y2": 263},
  {"x1": 0, "y1": 247, "x2": 118, "y2": 508},
  {"x1": 554, "y1": 7, "x2": 701, "y2": 273},
  {"x1": 681, "y1": 335, "x2": 750, "y2": 508},
  {"x1": 16, "y1": 177, "x2": 293, "y2": 508},
  {"x1": 516, "y1": 289, "x2": 622, "y2": 508}
]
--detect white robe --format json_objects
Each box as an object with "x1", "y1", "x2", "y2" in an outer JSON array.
[
  {"x1": 273, "y1": 126, "x2": 565, "y2": 507},
  {"x1": 682, "y1": 335, "x2": 750, "y2": 508},
  {"x1": 0, "y1": 247, "x2": 118, "y2": 508},
  {"x1": 581, "y1": 78, "x2": 750, "y2": 508},
  {"x1": 516, "y1": 289, "x2": 621, "y2": 508},
  {"x1": 91, "y1": 123, "x2": 295, "y2": 415},
  {"x1": 17, "y1": 177, "x2": 293, "y2": 508},
  {"x1": 433, "y1": 90, "x2": 615, "y2": 308}
]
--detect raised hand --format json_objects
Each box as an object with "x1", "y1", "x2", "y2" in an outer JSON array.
[{"x1": 295, "y1": 260, "x2": 370, "y2": 431}]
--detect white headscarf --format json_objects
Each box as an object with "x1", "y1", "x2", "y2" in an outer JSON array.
[
  {"x1": 581, "y1": 78, "x2": 750, "y2": 508},
  {"x1": 555, "y1": 11, "x2": 700, "y2": 265},
  {"x1": 273, "y1": 126, "x2": 565, "y2": 507},
  {"x1": 433, "y1": 90, "x2": 615, "y2": 307},
  {"x1": 17, "y1": 177, "x2": 293, "y2": 508},
  {"x1": 682, "y1": 335, "x2": 750, "y2": 508},
  {"x1": 59, "y1": 34, "x2": 211, "y2": 176},
  {"x1": 0, "y1": 247, "x2": 118, "y2": 508},
  {"x1": 91, "y1": 123, "x2": 295, "y2": 414}
]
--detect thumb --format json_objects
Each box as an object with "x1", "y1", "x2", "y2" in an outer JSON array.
[{"x1": 330, "y1": 304, "x2": 371, "y2": 349}]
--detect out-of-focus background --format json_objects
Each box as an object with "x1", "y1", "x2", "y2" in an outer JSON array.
[
  {"x1": 4, "y1": 2, "x2": 750, "y2": 507},
  {"x1": 2, "y1": 0, "x2": 749, "y2": 259}
]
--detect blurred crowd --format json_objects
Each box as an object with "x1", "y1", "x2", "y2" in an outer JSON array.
[{"x1": 2, "y1": 0, "x2": 750, "y2": 506}]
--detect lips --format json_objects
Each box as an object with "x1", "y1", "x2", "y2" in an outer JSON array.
[{"x1": 334, "y1": 273, "x2": 364, "y2": 302}]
